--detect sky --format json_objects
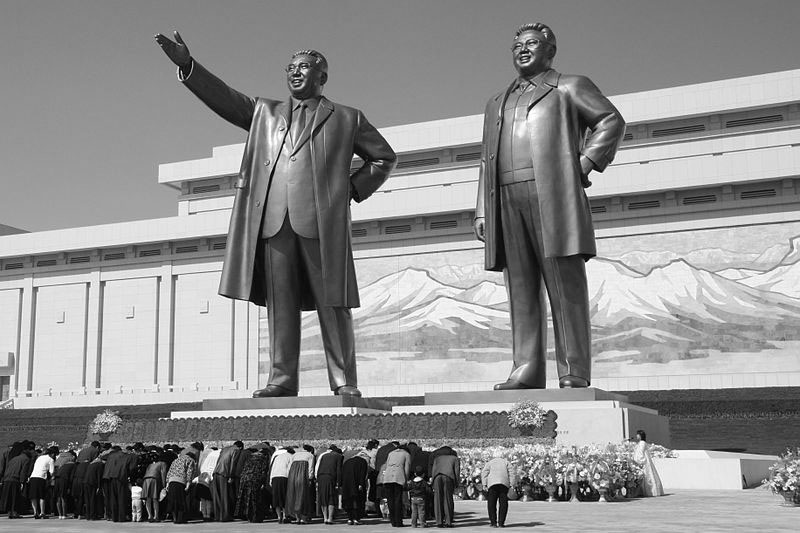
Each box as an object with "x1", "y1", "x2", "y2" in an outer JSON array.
[{"x1": 1, "y1": 0, "x2": 798, "y2": 232}]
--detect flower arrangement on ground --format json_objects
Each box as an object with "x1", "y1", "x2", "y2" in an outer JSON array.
[
  {"x1": 88, "y1": 409, "x2": 123, "y2": 436},
  {"x1": 457, "y1": 447, "x2": 490, "y2": 499},
  {"x1": 562, "y1": 450, "x2": 589, "y2": 485},
  {"x1": 453, "y1": 442, "x2": 670, "y2": 503},
  {"x1": 588, "y1": 458, "x2": 613, "y2": 500},
  {"x1": 764, "y1": 447, "x2": 800, "y2": 505},
  {"x1": 532, "y1": 456, "x2": 562, "y2": 501},
  {"x1": 533, "y1": 457, "x2": 562, "y2": 487}
]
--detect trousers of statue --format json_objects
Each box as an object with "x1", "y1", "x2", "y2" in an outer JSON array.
[
  {"x1": 262, "y1": 217, "x2": 357, "y2": 392},
  {"x1": 499, "y1": 180, "x2": 591, "y2": 387}
]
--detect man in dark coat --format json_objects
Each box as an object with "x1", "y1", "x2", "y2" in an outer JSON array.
[
  {"x1": 70, "y1": 441, "x2": 101, "y2": 519},
  {"x1": 83, "y1": 456, "x2": 106, "y2": 520},
  {"x1": 212, "y1": 441, "x2": 242, "y2": 522},
  {"x1": 0, "y1": 443, "x2": 11, "y2": 513},
  {"x1": 76, "y1": 442, "x2": 101, "y2": 464},
  {"x1": 341, "y1": 452, "x2": 369, "y2": 525},
  {"x1": 102, "y1": 446, "x2": 133, "y2": 522},
  {"x1": 474, "y1": 23, "x2": 625, "y2": 389},
  {"x1": 430, "y1": 447, "x2": 460, "y2": 528},
  {"x1": 1, "y1": 448, "x2": 31, "y2": 518},
  {"x1": 315, "y1": 445, "x2": 342, "y2": 524},
  {"x1": 155, "y1": 31, "x2": 396, "y2": 398},
  {"x1": 71, "y1": 454, "x2": 90, "y2": 518}
]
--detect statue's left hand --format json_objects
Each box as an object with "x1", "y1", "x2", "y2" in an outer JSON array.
[
  {"x1": 579, "y1": 156, "x2": 594, "y2": 188},
  {"x1": 473, "y1": 217, "x2": 486, "y2": 242}
]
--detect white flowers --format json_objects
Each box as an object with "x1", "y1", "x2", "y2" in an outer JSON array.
[
  {"x1": 507, "y1": 400, "x2": 548, "y2": 430},
  {"x1": 764, "y1": 448, "x2": 800, "y2": 501},
  {"x1": 88, "y1": 409, "x2": 123, "y2": 435}
]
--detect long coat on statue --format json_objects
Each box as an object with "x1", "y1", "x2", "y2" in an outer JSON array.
[
  {"x1": 476, "y1": 69, "x2": 625, "y2": 270},
  {"x1": 182, "y1": 61, "x2": 396, "y2": 309}
]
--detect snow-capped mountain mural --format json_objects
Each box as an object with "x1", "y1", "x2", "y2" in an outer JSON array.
[{"x1": 260, "y1": 223, "x2": 800, "y2": 387}]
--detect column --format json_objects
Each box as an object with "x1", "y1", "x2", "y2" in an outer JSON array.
[
  {"x1": 156, "y1": 265, "x2": 175, "y2": 387},
  {"x1": 84, "y1": 272, "x2": 103, "y2": 389}
]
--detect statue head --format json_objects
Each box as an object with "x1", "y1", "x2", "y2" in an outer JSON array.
[
  {"x1": 286, "y1": 49, "x2": 328, "y2": 99},
  {"x1": 511, "y1": 23, "x2": 556, "y2": 77}
]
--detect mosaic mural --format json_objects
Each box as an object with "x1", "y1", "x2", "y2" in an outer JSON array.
[{"x1": 260, "y1": 221, "x2": 800, "y2": 388}]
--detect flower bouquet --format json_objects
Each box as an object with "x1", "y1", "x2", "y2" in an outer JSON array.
[
  {"x1": 507, "y1": 400, "x2": 548, "y2": 436},
  {"x1": 516, "y1": 475, "x2": 535, "y2": 502},
  {"x1": 764, "y1": 447, "x2": 800, "y2": 506},
  {"x1": 465, "y1": 473, "x2": 486, "y2": 501},
  {"x1": 562, "y1": 450, "x2": 589, "y2": 502},
  {"x1": 458, "y1": 448, "x2": 490, "y2": 499},
  {"x1": 533, "y1": 458, "x2": 562, "y2": 502},
  {"x1": 88, "y1": 409, "x2": 122, "y2": 439},
  {"x1": 588, "y1": 459, "x2": 613, "y2": 502}
]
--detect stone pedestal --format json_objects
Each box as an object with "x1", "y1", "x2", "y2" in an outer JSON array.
[
  {"x1": 171, "y1": 395, "x2": 395, "y2": 419},
  {"x1": 393, "y1": 388, "x2": 671, "y2": 447},
  {"x1": 169, "y1": 387, "x2": 669, "y2": 447},
  {"x1": 202, "y1": 395, "x2": 394, "y2": 411},
  {"x1": 654, "y1": 450, "x2": 779, "y2": 489}
]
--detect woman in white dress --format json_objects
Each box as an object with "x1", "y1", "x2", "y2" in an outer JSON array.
[{"x1": 633, "y1": 430, "x2": 664, "y2": 497}]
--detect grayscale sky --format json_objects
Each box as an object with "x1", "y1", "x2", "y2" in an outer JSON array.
[{"x1": 1, "y1": 0, "x2": 798, "y2": 232}]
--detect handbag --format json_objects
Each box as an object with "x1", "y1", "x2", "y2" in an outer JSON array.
[{"x1": 159, "y1": 487, "x2": 168, "y2": 501}]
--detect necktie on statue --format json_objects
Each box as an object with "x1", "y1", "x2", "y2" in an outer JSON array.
[{"x1": 291, "y1": 103, "x2": 306, "y2": 146}]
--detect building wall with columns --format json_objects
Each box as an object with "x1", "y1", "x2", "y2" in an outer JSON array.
[{"x1": 2, "y1": 69, "x2": 800, "y2": 407}]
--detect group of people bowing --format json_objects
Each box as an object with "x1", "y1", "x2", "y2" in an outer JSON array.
[{"x1": 1, "y1": 438, "x2": 475, "y2": 527}]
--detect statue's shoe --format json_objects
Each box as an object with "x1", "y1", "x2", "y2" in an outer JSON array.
[
  {"x1": 334, "y1": 385, "x2": 362, "y2": 397},
  {"x1": 493, "y1": 380, "x2": 542, "y2": 390},
  {"x1": 252, "y1": 385, "x2": 297, "y2": 398},
  {"x1": 559, "y1": 376, "x2": 589, "y2": 388}
]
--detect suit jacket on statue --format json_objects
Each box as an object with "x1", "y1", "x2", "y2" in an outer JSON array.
[
  {"x1": 182, "y1": 61, "x2": 396, "y2": 309},
  {"x1": 476, "y1": 69, "x2": 625, "y2": 270}
]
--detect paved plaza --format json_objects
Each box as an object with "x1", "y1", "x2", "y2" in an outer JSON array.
[{"x1": 0, "y1": 489, "x2": 795, "y2": 533}]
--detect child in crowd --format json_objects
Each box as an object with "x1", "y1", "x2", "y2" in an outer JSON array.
[
  {"x1": 131, "y1": 479, "x2": 144, "y2": 522},
  {"x1": 407, "y1": 465, "x2": 430, "y2": 528}
]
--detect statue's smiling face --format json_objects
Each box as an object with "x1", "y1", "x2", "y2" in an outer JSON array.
[
  {"x1": 285, "y1": 54, "x2": 326, "y2": 99},
  {"x1": 512, "y1": 30, "x2": 554, "y2": 77}
]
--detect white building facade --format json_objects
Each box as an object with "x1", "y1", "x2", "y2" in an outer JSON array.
[{"x1": 2, "y1": 70, "x2": 800, "y2": 408}]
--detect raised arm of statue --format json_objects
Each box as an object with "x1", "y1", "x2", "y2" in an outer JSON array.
[
  {"x1": 154, "y1": 31, "x2": 191, "y2": 70},
  {"x1": 154, "y1": 30, "x2": 256, "y2": 131}
]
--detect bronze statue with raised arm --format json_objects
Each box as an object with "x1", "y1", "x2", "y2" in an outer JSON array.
[
  {"x1": 155, "y1": 32, "x2": 396, "y2": 398},
  {"x1": 474, "y1": 23, "x2": 625, "y2": 390}
]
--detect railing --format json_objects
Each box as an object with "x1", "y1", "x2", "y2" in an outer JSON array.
[{"x1": 12, "y1": 381, "x2": 241, "y2": 399}]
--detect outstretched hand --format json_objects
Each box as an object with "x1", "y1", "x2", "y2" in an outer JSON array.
[{"x1": 154, "y1": 30, "x2": 191, "y2": 68}]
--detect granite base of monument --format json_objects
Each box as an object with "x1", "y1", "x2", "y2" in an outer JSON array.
[
  {"x1": 394, "y1": 388, "x2": 671, "y2": 447},
  {"x1": 170, "y1": 387, "x2": 669, "y2": 448},
  {"x1": 202, "y1": 395, "x2": 395, "y2": 411},
  {"x1": 171, "y1": 395, "x2": 395, "y2": 419}
]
